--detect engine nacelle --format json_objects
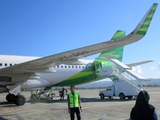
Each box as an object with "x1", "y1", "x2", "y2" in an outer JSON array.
[{"x1": 21, "y1": 79, "x2": 50, "y2": 89}]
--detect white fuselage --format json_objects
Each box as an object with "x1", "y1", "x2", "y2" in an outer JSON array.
[{"x1": 0, "y1": 55, "x2": 93, "y2": 88}]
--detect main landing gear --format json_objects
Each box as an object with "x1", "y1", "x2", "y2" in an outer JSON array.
[{"x1": 6, "y1": 93, "x2": 26, "y2": 106}]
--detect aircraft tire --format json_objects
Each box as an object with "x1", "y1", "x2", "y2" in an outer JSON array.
[
  {"x1": 14, "y1": 95, "x2": 26, "y2": 106},
  {"x1": 6, "y1": 94, "x2": 16, "y2": 102}
]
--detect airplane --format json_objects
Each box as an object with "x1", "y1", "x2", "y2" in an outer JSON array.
[{"x1": 0, "y1": 3, "x2": 158, "y2": 106}]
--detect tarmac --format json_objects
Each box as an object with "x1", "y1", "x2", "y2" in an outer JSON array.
[{"x1": 0, "y1": 87, "x2": 160, "y2": 120}]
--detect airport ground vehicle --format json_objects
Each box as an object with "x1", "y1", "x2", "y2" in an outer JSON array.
[
  {"x1": 31, "y1": 90, "x2": 55, "y2": 100},
  {"x1": 99, "y1": 78, "x2": 141, "y2": 100}
]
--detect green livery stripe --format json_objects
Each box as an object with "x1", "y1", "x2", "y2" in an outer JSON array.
[
  {"x1": 54, "y1": 74, "x2": 99, "y2": 86},
  {"x1": 53, "y1": 64, "x2": 98, "y2": 86},
  {"x1": 136, "y1": 3, "x2": 158, "y2": 35},
  {"x1": 66, "y1": 71, "x2": 94, "y2": 79}
]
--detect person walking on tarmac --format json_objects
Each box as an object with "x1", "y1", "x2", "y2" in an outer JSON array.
[
  {"x1": 60, "y1": 87, "x2": 65, "y2": 100},
  {"x1": 68, "y1": 86, "x2": 82, "y2": 120}
]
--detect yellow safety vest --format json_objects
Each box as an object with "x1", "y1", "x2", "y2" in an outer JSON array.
[
  {"x1": 68, "y1": 92, "x2": 79, "y2": 108},
  {"x1": 36, "y1": 90, "x2": 40, "y2": 94}
]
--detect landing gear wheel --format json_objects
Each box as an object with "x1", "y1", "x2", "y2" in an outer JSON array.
[
  {"x1": 14, "y1": 95, "x2": 26, "y2": 106},
  {"x1": 6, "y1": 94, "x2": 16, "y2": 102},
  {"x1": 119, "y1": 93, "x2": 125, "y2": 100}
]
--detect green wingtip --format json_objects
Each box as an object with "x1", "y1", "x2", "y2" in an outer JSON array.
[
  {"x1": 153, "y1": 3, "x2": 158, "y2": 5},
  {"x1": 136, "y1": 3, "x2": 158, "y2": 35}
]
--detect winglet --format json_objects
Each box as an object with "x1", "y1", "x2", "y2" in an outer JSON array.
[{"x1": 133, "y1": 3, "x2": 158, "y2": 36}]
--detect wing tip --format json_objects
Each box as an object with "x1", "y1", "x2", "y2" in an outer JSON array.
[
  {"x1": 153, "y1": 3, "x2": 158, "y2": 6},
  {"x1": 133, "y1": 3, "x2": 158, "y2": 36}
]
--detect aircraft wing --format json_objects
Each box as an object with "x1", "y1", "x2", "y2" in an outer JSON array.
[
  {"x1": 127, "y1": 60, "x2": 154, "y2": 67},
  {"x1": 0, "y1": 3, "x2": 158, "y2": 76}
]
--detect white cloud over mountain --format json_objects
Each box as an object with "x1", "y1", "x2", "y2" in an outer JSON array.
[{"x1": 151, "y1": 62, "x2": 160, "y2": 70}]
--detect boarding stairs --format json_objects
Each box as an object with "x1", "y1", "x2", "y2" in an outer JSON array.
[
  {"x1": 109, "y1": 59, "x2": 144, "y2": 92},
  {"x1": 112, "y1": 67, "x2": 142, "y2": 91}
]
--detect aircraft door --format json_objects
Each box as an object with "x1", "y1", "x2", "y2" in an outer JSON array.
[{"x1": 93, "y1": 61, "x2": 102, "y2": 76}]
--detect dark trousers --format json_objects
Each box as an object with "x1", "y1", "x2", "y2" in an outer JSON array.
[
  {"x1": 70, "y1": 107, "x2": 81, "y2": 120},
  {"x1": 60, "y1": 93, "x2": 64, "y2": 100}
]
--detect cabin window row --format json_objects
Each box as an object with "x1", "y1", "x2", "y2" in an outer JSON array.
[
  {"x1": 53, "y1": 65, "x2": 86, "y2": 69},
  {"x1": 0, "y1": 63, "x2": 16, "y2": 66},
  {"x1": 0, "y1": 63, "x2": 86, "y2": 69}
]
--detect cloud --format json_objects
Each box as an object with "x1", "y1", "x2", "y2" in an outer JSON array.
[
  {"x1": 132, "y1": 66, "x2": 142, "y2": 74},
  {"x1": 151, "y1": 62, "x2": 160, "y2": 70}
]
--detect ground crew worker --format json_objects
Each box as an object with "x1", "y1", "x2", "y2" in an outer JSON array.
[
  {"x1": 36, "y1": 89, "x2": 40, "y2": 98},
  {"x1": 36, "y1": 89, "x2": 40, "y2": 95},
  {"x1": 68, "y1": 86, "x2": 82, "y2": 120},
  {"x1": 60, "y1": 87, "x2": 65, "y2": 100}
]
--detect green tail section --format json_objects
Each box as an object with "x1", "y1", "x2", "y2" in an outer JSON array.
[
  {"x1": 93, "y1": 30, "x2": 125, "y2": 73},
  {"x1": 136, "y1": 3, "x2": 158, "y2": 35},
  {"x1": 98, "y1": 30, "x2": 125, "y2": 61},
  {"x1": 94, "y1": 30, "x2": 125, "y2": 67}
]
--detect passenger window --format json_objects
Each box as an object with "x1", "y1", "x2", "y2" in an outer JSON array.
[
  {"x1": 65, "y1": 66, "x2": 67, "y2": 68},
  {"x1": 5, "y1": 63, "x2": 7, "y2": 66},
  {"x1": 72, "y1": 66, "x2": 74, "y2": 68},
  {"x1": 0, "y1": 63, "x2": 2, "y2": 66},
  {"x1": 10, "y1": 64, "x2": 12, "y2": 66},
  {"x1": 61, "y1": 65, "x2": 63, "y2": 68}
]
